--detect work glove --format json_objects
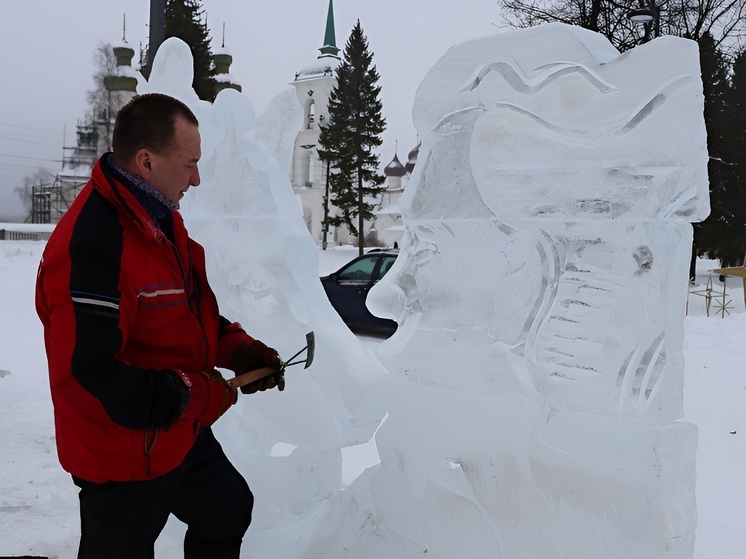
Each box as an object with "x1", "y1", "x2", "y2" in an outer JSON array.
[
  {"x1": 240, "y1": 374, "x2": 283, "y2": 395},
  {"x1": 190, "y1": 369, "x2": 238, "y2": 427},
  {"x1": 228, "y1": 340, "x2": 285, "y2": 394}
]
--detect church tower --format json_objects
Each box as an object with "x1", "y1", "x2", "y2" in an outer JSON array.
[
  {"x1": 213, "y1": 23, "x2": 242, "y2": 96},
  {"x1": 290, "y1": 0, "x2": 341, "y2": 244},
  {"x1": 100, "y1": 18, "x2": 140, "y2": 155}
]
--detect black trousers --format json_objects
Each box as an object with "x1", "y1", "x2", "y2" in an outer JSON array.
[{"x1": 73, "y1": 428, "x2": 253, "y2": 559}]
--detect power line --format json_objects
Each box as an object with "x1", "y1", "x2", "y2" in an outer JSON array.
[
  {"x1": 0, "y1": 134, "x2": 61, "y2": 149},
  {"x1": 0, "y1": 131, "x2": 61, "y2": 145},
  {"x1": 0, "y1": 152, "x2": 61, "y2": 163},
  {"x1": 0, "y1": 121, "x2": 64, "y2": 135}
]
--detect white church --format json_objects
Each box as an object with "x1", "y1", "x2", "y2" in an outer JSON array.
[
  {"x1": 49, "y1": 0, "x2": 416, "y2": 247},
  {"x1": 288, "y1": 0, "x2": 417, "y2": 248}
]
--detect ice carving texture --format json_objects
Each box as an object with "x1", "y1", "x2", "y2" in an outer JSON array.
[
  {"x1": 142, "y1": 38, "x2": 385, "y2": 558},
  {"x1": 140, "y1": 27, "x2": 708, "y2": 558},
  {"x1": 362, "y1": 23, "x2": 707, "y2": 558}
]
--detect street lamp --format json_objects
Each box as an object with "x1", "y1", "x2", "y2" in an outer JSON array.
[
  {"x1": 628, "y1": 7, "x2": 655, "y2": 23},
  {"x1": 627, "y1": 0, "x2": 660, "y2": 41},
  {"x1": 322, "y1": 159, "x2": 331, "y2": 250}
]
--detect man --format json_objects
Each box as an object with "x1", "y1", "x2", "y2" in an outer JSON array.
[{"x1": 35, "y1": 93, "x2": 282, "y2": 558}]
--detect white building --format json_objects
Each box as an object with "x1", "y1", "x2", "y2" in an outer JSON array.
[
  {"x1": 289, "y1": 0, "x2": 418, "y2": 249},
  {"x1": 43, "y1": 2, "x2": 417, "y2": 237},
  {"x1": 289, "y1": 0, "x2": 343, "y2": 247},
  {"x1": 374, "y1": 141, "x2": 419, "y2": 247}
]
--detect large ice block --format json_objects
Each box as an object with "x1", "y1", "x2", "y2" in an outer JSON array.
[
  {"x1": 142, "y1": 38, "x2": 385, "y2": 558},
  {"x1": 140, "y1": 25, "x2": 709, "y2": 558},
  {"x1": 362, "y1": 23, "x2": 707, "y2": 558}
]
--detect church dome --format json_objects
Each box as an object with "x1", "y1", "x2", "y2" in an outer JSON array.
[
  {"x1": 405, "y1": 140, "x2": 420, "y2": 173},
  {"x1": 384, "y1": 153, "x2": 406, "y2": 177}
]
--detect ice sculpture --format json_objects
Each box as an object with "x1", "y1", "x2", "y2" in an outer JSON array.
[
  {"x1": 141, "y1": 38, "x2": 384, "y2": 558},
  {"x1": 360, "y1": 23, "x2": 708, "y2": 558},
  {"x1": 137, "y1": 26, "x2": 708, "y2": 558}
]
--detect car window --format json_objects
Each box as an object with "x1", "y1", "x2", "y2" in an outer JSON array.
[
  {"x1": 378, "y1": 255, "x2": 396, "y2": 279},
  {"x1": 338, "y1": 255, "x2": 378, "y2": 281}
]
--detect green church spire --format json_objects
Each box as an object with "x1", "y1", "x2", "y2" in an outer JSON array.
[{"x1": 318, "y1": 0, "x2": 339, "y2": 58}]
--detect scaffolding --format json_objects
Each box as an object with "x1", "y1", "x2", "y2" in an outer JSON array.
[
  {"x1": 30, "y1": 175, "x2": 87, "y2": 224},
  {"x1": 29, "y1": 123, "x2": 97, "y2": 224}
]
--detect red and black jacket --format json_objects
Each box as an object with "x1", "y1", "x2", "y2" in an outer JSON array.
[{"x1": 36, "y1": 155, "x2": 252, "y2": 483}]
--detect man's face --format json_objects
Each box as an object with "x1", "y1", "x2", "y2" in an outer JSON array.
[{"x1": 148, "y1": 116, "x2": 201, "y2": 205}]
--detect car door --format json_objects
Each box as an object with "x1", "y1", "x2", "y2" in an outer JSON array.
[{"x1": 327, "y1": 253, "x2": 382, "y2": 326}]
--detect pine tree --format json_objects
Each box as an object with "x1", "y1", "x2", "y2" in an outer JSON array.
[
  {"x1": 731, "y1": 48, "x2": 746, "y2": 205},
  {"x1": 693, "y1": 34, "x2": 744, "y2": 267},
  {"x1": 318, "y1": 21, "x2": 386, "y2": 255},
  {"x1": 165, "y1": 0, "x2": 216, "y2": 102}
]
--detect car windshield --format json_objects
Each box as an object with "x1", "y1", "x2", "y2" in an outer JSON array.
[
  {"x1": 338, "y1": 256, "x2": 378, "y2": 281},
  {"x1": 379, "y1": 255, "x2": 396, "y2": 278}
]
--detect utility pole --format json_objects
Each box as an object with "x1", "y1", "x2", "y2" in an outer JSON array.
[{"x1": 143, "y1": 0, "x2": 166, "y2": 79}]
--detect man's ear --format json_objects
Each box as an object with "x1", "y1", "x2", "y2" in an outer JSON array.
[{"x1": 132, "y1": 148, "x2": 153, "y2": 179}]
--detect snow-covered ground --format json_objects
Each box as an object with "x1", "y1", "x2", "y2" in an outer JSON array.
[{"x1": 0, "y1": 240, "x2": 743, "y2": 558}]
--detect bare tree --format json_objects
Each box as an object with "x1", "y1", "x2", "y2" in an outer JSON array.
[
  {"x1": 498, "y1": 0, "x2": 746, "y2": 53},
  {"x1": 85, "y1": 41, "x2": 118, "y2": 152},
  {"x1": 14, "y1": 168, "x2": 55, "y2": 216}
]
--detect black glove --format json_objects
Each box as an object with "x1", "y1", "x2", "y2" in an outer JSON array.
[
  {"x1": 240, "y1": 372, "x2": 285, "y2": 394},
  {"x1": 228, "y1": 340, "x2": 285, "y2": 393}
]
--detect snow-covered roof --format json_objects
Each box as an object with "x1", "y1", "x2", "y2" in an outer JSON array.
[
  {"x1": 114, "y1": 40, "x2": 134, "y2": 51},
  {"x1": 112, "y1": 64, "x2": 140, "y2": 78},
  {"x1": 215, "y1": 73, "x2": 239, "y2": 84},
  {"x1": 213, "y1": 45, "x2": 232, "y2": 56},
  {"x1": 375, "y1": 203, "x2": 401, "y2": 216},
  {"x1": 295, "y1": 55, "x2": 339, "y2": 81}
]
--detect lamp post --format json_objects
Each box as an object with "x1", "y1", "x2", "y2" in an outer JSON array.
[
  {"x1": 627, "y1": 0, "x2": 660, "y2": 42},
  {"x1": 144, "y1": 0, "x2": 166, "y2": 79},
  {"x1": 322, "y1": 159, "x2": 331, "y2": 250}
]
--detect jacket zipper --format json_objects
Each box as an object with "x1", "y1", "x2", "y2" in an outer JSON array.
[
  {"x1": 143, "y1": 428, "x2": 159, "y2": 477},
  {"x1": 160, "y1": 236, "x2": 210, "y2": 371}
]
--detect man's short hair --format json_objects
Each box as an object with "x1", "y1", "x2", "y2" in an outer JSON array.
[{"x1": 112, "y1": 93, "x2": 199, "y2": 164}]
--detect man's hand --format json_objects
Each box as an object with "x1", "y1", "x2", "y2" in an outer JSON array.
[
  {"x1": 239, "y1": 373, "x2": 282, "y2": 395},
  {"x1": 228, "y1": 340, "x2": 284, "y2": 393}
]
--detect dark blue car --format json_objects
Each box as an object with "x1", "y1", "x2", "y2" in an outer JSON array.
[{"x1": 320, "y1": 249, "x2": 399, "y2": 335}]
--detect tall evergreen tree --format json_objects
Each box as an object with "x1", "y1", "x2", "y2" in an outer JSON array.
[
  {"x1": 165, "y1": 0, "x2": 216, "y2": 101},
  {"x1": 693, "y1": 34, "x2": 744, "y2": 267},
  {"x1": 318, "y1": 21, "x2": 386, "y2": 255},
  {"x1": 731, "y1": 47, "x2": 746, "y2": 201}
]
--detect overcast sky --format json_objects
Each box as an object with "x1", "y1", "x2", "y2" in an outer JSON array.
[{"x1": 0, "y1": 0, "x2": 502, "y2": 219}]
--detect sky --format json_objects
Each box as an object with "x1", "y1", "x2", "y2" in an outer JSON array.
[{"x1": 0, "y1": 0, "x2": 502, "y2": 220}]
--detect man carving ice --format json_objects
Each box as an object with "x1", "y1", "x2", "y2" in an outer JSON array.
[{"x1": 36, "y1": 93, "x2": 282, "y2": 558}]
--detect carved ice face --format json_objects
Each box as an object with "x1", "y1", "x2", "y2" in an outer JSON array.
[{"x1": 368, "y1": 220, "x2": 547, "y2": 346}]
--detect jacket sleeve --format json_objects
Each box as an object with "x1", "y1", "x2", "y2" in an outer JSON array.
[
  {"x1": 62, "y1": 199, "x2": 190, "y2": 431},
  {"x1": 215, "y1": 316, "x2": 256, "y2": 369}
]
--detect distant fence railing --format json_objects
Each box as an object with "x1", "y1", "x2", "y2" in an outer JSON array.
[{"x1": 0, "y1": 223, "x2": 55, "y2": 241}]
